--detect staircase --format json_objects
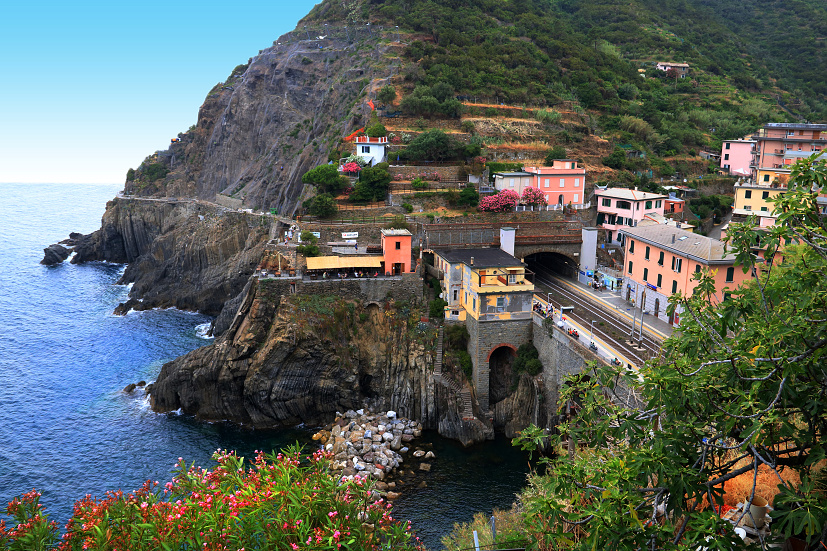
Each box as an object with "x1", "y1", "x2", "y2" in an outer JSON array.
[{"x1": 433, "y1": 325, "x2": 476, "y2": 421}]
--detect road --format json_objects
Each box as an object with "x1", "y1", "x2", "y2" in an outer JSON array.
[{"x1": 533, "y1": 263, "x2": 663, "y2": 367}]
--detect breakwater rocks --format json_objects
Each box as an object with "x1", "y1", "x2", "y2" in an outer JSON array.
[{"x1": 312, "y1": 410, "x2": 433, "y2": 487}]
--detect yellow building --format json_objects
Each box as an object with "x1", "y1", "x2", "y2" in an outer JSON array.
[
  {"x1": 732, "y1": 182, "x2": 785, "y2": 219},
  {"x1": 434, "y1": 248, "x2": 534, "y2": 322}
]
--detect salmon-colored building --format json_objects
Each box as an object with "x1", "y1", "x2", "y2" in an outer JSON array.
[
  {"x1": 620, "y1": 225, "x2": 752, "y2": 327},
  {"x1": 595, "y1": 188, "x2": 667, "y2": 245},
  {"x1": 523, "y1": 160, "x2": 587, "y2": 208},
  {"x1": 381, "y1": 228, "x2": 412, "y2": 275},
  {"x1": 750, "y1": 123, "x2": 827, "y2": 184}
]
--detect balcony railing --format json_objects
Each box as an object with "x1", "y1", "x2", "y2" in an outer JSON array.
[{"x1": 476, "y1": 269, "x2": 535, "y2": 287}]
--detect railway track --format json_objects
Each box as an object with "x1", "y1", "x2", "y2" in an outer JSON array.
[{"x1": 533, "y1": 266, "x2": 663, "y2": 365}]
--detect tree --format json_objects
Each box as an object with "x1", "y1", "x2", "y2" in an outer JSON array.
[
  {"x1": 366, "y1": 122, "x2": 387, "y2": 138},
  {"x1": 403, "y1": 130, "x2": 463, "y2": 161},
  {"x1": 478, "y1": 189, "x2": 519, "y2": 212},
  {"x1": 521, "y1": 187, "x2": 547, "y2": 206},
  {"x1": 351, "y1": 163, "x2": 391, "y2": 202},
  {"x1": 377, "y1": 85, "x2": 397, "y2": 105},
  {"x1": 309, "y1": 193, "x2": 337, "y2": 218},
  {"x1": 302, "y1": 164, "x2": 347, "y2": 194},
  {"x1": 544, "y1": 146, "x2": 568, "y2": 165},
  {"x1": 516, "y1": 153, "x2": 827, "y2": 551}
]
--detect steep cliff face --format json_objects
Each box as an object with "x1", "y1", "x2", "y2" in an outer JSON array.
[
  {"x1": 132, "y1": 33, "x2": 398, "y2": 215},
  {"x1": 150, "y1": 280, "x2": 439, "y2": 427},
  {"x1": 72, "y1": 198, "x2": 272, "y2": 316}
]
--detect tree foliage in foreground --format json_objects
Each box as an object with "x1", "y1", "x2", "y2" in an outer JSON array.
[
  {"x1": 0, "y1": 447, "x2": 422, "y2": 551},
  {"x1": 516, "y1": 153, "x2": 827, "y2": 551}
]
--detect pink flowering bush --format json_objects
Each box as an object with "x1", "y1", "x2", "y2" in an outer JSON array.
[
  {"x1": 478, "y1": 189, "x2": 519, "y2": 212},
  {"x1": 341, "y1": 162, "x2": 362, "y2": 175},
  {"x1": 521, "y1": 187, "x2": 547, "y2": 206},
  {"x1": 0, "y1": 447, "x2": 423, "y2": 551}
]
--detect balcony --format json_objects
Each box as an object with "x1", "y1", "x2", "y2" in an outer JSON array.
[{"x1": 474, "y1": 269, "x2": 535, "y2": 290}]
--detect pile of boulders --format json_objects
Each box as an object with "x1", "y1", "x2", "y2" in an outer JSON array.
[{"x1": 312, "y1": 409, "x2": 427, "y2": 484}]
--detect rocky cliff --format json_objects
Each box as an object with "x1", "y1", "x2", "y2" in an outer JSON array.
[{"x1": 71, "y1": 197, "x2": 273, "y2": 316}]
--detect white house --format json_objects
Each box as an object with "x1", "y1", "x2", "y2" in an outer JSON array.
[{"x1": 354, "y1": 136, "x2": 387, "y2": 166}]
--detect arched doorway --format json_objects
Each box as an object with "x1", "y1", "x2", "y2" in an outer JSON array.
[
  {"x1": 626, "y1": 286, "x2": 631, "y2": 301},
  {"x1": 654, "y1": 298, "x2": 660, "y2": 317},
  {"x1": 558, "y1": 194, "x2": 564, "y2": 206},
  {"x1": 488, "y1": 345, "x2": 516, "y2": 405}
]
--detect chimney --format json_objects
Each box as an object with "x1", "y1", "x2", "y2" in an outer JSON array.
[
  {"x1": 672, "y1": 234, "x2": 676, "y2": 244},
  {"x1": 470, "y1": 256, "x2": 474, "y2": 266}
]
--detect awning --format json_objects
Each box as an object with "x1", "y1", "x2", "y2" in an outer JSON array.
[{"x1": 305, "y1": 256, "x2": 383, "y2": 271}]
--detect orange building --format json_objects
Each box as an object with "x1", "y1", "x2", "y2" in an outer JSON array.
[
  {"x1": 620, "y1": 225, "x2": 753, "y2": 327},
  {"x1": 381, "y1": 228, "x2": 413, "y2": 275}
]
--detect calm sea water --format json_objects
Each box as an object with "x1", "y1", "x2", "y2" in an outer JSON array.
[{"x1": 0, "y1": 183, "x2": 530, "y2": 549}]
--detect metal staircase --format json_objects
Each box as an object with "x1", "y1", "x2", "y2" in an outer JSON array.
[{"x1": 433, "y1": 325, "x2": 475, "y2": 420}]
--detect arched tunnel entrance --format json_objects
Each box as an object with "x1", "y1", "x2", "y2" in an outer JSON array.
[
  {"x1": 488, "y1": 345, "x2": 517, "y2": 405},
  {"x1": 524, "y1": 251, "x2": 579, "y2": 281}
]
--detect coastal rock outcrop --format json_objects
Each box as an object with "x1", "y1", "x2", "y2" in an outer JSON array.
[{"x1": 41, "y1": 244, "x2": 70, "y2": 265}]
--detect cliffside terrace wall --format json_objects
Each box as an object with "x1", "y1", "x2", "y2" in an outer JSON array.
[
  {"x1": 389, "y1": 165, "x2": 463, "y2": 182},
  {"x1": 257, "y1": 273, "x2": 423, "y2": 306}
]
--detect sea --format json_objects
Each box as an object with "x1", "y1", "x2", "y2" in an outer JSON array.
[{"x1": 0, "y1": 182, "x2": 532, "y2": 549}]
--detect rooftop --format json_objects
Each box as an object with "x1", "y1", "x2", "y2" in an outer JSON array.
[
  {"x1": 765, "y1": 123, "x2": 827, "y2": 131},
  {"x1": 620, "y1": 225, "x2": 736, "y2": 264},
  {"x1": 438, "y1": 247, "x2": 524, "y2": 268},
  {"x1": 493, "y1": 171, "x2": 531, "y2": 177},
  {"x1": 595, "y1": 188, "x2": 667, "y2": 201},
  {"x1": 381, "y1": 228, "x2": 412, "y2": 237}
]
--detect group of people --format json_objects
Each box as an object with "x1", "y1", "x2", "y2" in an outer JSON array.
[
  {"x1": 320, "y1": 271, "x2": 381, "y2": 280},
  {"x1": 532, "y1": 301, "x2": 553, "y2": 318}
]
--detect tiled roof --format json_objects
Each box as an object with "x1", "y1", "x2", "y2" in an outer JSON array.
[
  {"x1": 620, "y1": 225, "x2": 737, "y2": 264},
  {"x1": 438, "y1": 248, "x2": 524, "y2": 268},
  {"x1": 596, "y1": 188, "x2": 667, "y2": 201}
]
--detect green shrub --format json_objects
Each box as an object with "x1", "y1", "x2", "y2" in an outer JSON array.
[
  {"x1": 411, "y1": 178, "x2": 427, "y2": 190},
  {"x1": 142, "y1": 163, "x2": 169, "y2": 182},
  {"x1": 460, "y1": 120, "x2": 475, "y2": 133},
  {"x1": 544, "y1": 146, "x2": 568, "y2": 164},
  {"x1": 301, "y1": 56, "x2": 312, "y2": 65},
  {"x1": 309, "y1": 194, "x2": 337, "y2": 218},
  {"x1": 402, "y1": 202, "x2": 414, "y2": 213},
  {"x1": 512, "y1": 343, "x2": 542, "y2": 377},
  {"x1": 366, "y1": 122, "x2": 387, "y2": 138},
  {"x1": 536, "y1": 108, "x2": 561, "y2": 124},
  {"x1": 296, "y1": 243, "x2": 321, "y2": 257},
  {"x1": 445, "y1": 324, "x2": 469, "y2": 350},
  {"x1": 457, "y1": 351, "x2": 473, "y2": 379},
  {"x1": 429, "y1": 299, "x2": 448, "y2": 319},
  {"x1": 377, "y1": 85, "x2": 396, "y2": 105},
  {"x1": 300, "y1": 230, "x2": 318, "y2": 244}
]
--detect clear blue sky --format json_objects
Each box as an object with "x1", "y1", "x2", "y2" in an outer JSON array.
[{"x1": 0, "y1": 1, "x2": 320, "y2": 184}]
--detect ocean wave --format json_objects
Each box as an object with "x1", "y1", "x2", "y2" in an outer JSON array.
[{"x1": 195, "y1": 322, "x2": 214, "y2": 339}]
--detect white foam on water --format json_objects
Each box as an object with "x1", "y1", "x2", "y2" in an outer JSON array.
[{"x1": 195, "y1": 322, "x2": 214, "y2": 339}]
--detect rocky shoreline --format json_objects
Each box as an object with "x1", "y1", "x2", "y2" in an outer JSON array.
[{"x1": 312, "y1": 409, "x2": 434, "y2": 499}]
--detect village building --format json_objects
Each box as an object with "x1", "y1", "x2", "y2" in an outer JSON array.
[
  {"x1": 655, "y1": 61, "x2": 690, "y2": 78},
  {"x1": 434, "y1": 247, "x2": 534, "y2": 323},
  {"x1": 732, "y1": 181, "x2": 786, "y2": 224},
  {"x1": 619, "y1": 225, "x2": 751, "y2": 327},
  {"x1": 522, "y1": 160, "x2": 587, "y2": 208},
  {"x1": 720, "y1": 139, "x2": 756, "y2": 177},
  {"x1": 492, "y1": 171, "x2": 533, "y2": 195},
  {"x1": 595, "y1": 188, "x2": 667, "y2": 245},
  {"x1": 749, "y1": 123, "x2": 827, "y2": 184},
  {"x1": 380, "y1": 228, "x2": 413, "y2": 275},
  {"x1": 353, "y1": 135, "x2": 387, "y2": 166}
]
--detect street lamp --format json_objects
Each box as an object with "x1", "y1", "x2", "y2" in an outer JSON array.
[{"x1": 589, "y1": 319, "x2": 597, "y2": 346}]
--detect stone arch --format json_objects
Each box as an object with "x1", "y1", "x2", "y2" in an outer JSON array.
[
  {"x1": 486, "y1": 343, "x2": 517, "y2": 361},
  {"x1": 488, "y1": 344, "x2": 517, "y2": 405},
  {"x1": 364, "y1": 301, "x2": 382, "y2": 322},
  {"x1": 523, "y1": 250, "x2": 580, "y2": 279}
]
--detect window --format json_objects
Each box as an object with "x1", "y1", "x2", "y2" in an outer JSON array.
[
  {"x1": 725, "y1": 142, "x2": 731, "y2": 150},
  {"x1": 671, "y1": 280, "x2": 678, "y2": 293},
  {"x1": 574, "y1": 178, "x2": 580, "y2": 187},
  {"x1": 645, "y1": 246, "x2": 650, "y2": 260},
  {"x1": 629, "y1": 240, "x2": 635, "y2": 253},
  {"x1": 643, "y1": 268, "x2": 649, "y2": 281},
  {"x1": 724, "y1": 153, "x2": 730, "y2": 160},
  {"x1": 671, "y1": 256, "x2": 682, "y2": 272},
  {"x1": 544, "y1": 178, "x2": 549, "y2": 188},
  {"x1": 657, "y1": 273, "x2": 662, "y2": 287},
  {"x1": 509, "y1": 178, "x2": 514, "y2": 187},
  {"x1": 695, "y1": 264, "x2": 701, "y2": 273},
  {"x1": 763, "y1": 174, "x2": 770, "y2": 182},
  {"x1": 453, "y1": 290, "x2": 458, "y2": 301},
  {"x1": 472, "y1": 297, "x2": 476, "y2": 310},
  {"x1": 508, "y1": 274, "x2": 516, "y2": 284},
  {"x1": 762, "y1": 191, "x2": 770, "y2": 199},
  {"x1": 658, "y1": 251, "x2": 664, "y2": 266},
  {"x1": 602, "y1": 198, "x2": 611, "y2": 207},
  {"x1": 645, "y1": 200, "x2": 652, "y2": 209},
  {"x1": 496, "y1": 297, "x2": 505, "y2": 311},
  {"x1": 573, "y1": 194, "x2": 579, "y2": 203},
  {"x1": 744, "y1": 205, "x2": 752, "y2": 211},
  {"x1": 362, "y1": 146, "x2": 370, "y2": 153},
  {"x1": 559, "y1": 178, "x2": 565, "y2": 188},
  {"x1": 744, "y1": 190, "x2": 752, "y2": 199},
  {"x1": 726, "y1": 267, "x2": 734, "y2": 283},
  {"x1": 656, "y1": 200, "x2": 662, "y2": 208},
  {"x1": 616, "y1": 200, "x2": 631, "y2": 210},
  {"x1": 628, "y1": 261, "x2": 633, "y2": 274},
  {"x1": 395, "y1": 241, "x2": 401, "y2": 249},
  {"x1": 761, "y1": 206, "x2": 768, "y2": 212}
]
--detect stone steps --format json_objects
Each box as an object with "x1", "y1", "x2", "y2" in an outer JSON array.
[{"x1": 432, "y1": 325, "x2": 476, "y2": 420}]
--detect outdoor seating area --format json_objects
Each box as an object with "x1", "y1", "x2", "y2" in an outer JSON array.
[{"x1": 304, "y1": 255, "x2": 387, "y2": 280}]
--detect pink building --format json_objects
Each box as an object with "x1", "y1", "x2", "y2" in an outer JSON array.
[
  {"x1": 720, "y1": 139, "x2": 755, "y2": 177},
  {"x1": 381, "y1": 228, "x2": 413, "y2": 275},
  {"x1": 595, "y1": 188, "x2": 666, "y2": 245},
  {"x1": 751, "y1": 123, "x2": 827, "y2": 184},
  {"x1": 523, "y1": 160, "x2": 587, "y2": 207},
  {"x1": 620, "y1": 225, "x2": 751, "y2": 327}
]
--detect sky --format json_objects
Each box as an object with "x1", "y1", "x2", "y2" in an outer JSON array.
[{"x1": 0, "y1": 0, "x2": 320, "y2": 184}]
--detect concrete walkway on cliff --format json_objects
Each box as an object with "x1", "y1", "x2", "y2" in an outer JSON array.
[{"x1": 116, "y1": 192, "x2": 298, "y2": 227}]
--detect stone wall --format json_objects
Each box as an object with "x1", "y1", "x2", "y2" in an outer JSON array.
[
  {"x1": 215, "y1": 194, "x2": 244, "y2": 209},
  {"x1": 258, "y1": 273, "x2": 423, "y2": 306},
  {"x1": 466, "y1": 317, "x2": 534, "y2": 412},
  {"x1": 388, "y1": 165, "x2": 463, "y2": 182}
]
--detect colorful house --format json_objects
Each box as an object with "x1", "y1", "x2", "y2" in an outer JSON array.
[
  {"x1": 655, "y1": 62, "x2": 690, "y2": 78},
  {"x1": 353, "y1": 135, "x2": 387, "y2": 166},
  {"x1": 523, "y1": 160, "x2": 587, "y2": 208},
  {"x1": 750, "y1": 123, "x2": 827, "y2": 184},
  {"x1": 434, "y1": 248, "x2": 534, "y2": 323},
  {"x1": 381, "y1": 228, "x2": 412, "y2": 275},
  {"x1": 595, "y1": 188, "x2": 667, "y2": 245},
  {"x1": 720, "y1": 139, "x2": 756, "y2": 177},
  {"x1": 620, "y1": 225, "x2": 752, "y2": 327},
  {"x1": 732, "y1": 181, "x2": 786, "y2": 224},
  {"x1": 492, "y1": 171, "x2": 533, "y2": 195}
]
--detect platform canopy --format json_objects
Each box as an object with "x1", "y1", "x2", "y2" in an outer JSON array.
[{"x1": 305, "y1": 256, "x2": 383, "y2": 271}]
